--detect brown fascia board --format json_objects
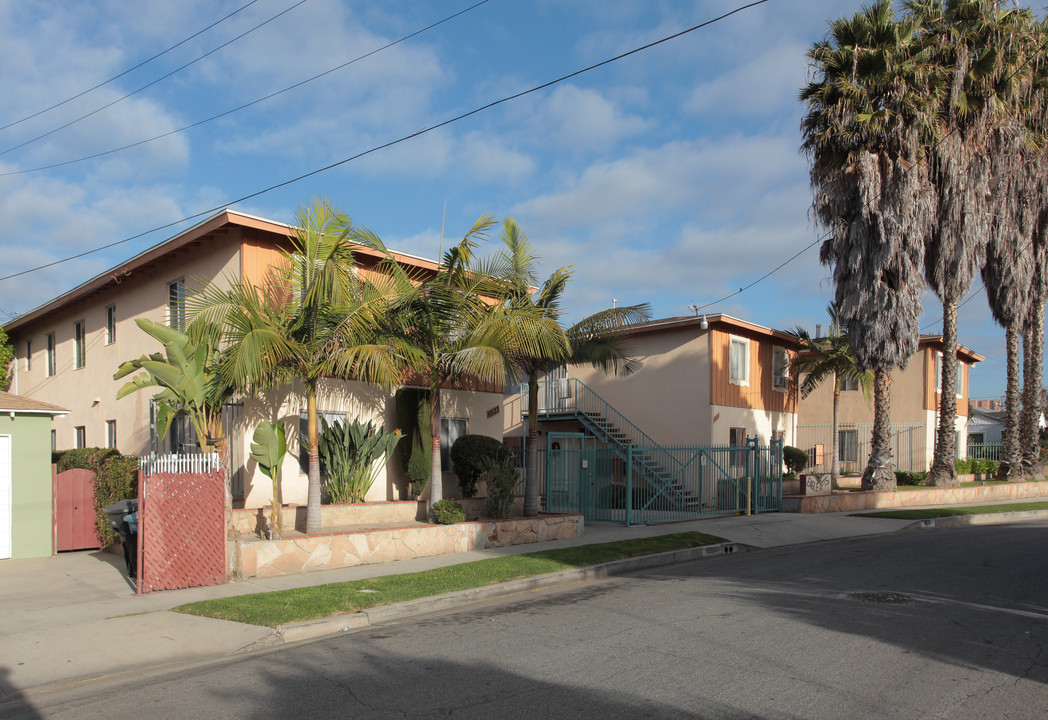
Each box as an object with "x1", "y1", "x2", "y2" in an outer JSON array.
[
  {"x1": 626, "y1": 313, "x2": 800, "y2": 346},
  {"x1": 918, "y1": 335, "x2": 985, "y2": 364},
  {"x1": 3, "y1": 209, "x2": 443, "y2": 334}
]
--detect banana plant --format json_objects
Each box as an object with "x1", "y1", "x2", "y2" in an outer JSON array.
[{"x1": 249, "y1": 420, "x2": 287, "y2": 539}]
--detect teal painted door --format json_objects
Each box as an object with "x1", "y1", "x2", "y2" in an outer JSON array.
[{"x1": 545, "y1": 433, "x2": 597, "y2": 519}]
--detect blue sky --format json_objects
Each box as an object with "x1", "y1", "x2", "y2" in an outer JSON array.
[{"x1": 0, "y1": 0, "x2": 1034, "y2": 400}]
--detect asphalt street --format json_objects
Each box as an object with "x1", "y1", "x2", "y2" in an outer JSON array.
[{"x1": 5, "y1": 521, "x2": 1047, "y2": 720}]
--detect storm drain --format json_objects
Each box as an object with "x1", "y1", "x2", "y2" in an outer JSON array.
[{"x1": 841, "y1": 591, "x2": 915, "y2": 604}]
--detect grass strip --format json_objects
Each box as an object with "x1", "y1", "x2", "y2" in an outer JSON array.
[
  {"x1": 854, "y1": 501, "x2": 1048, "y2": 520},
  {"x1": 174, "y1": 531, "x2": 726, "y2": 627}
]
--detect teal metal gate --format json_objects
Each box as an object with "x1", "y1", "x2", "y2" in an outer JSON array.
[{"x1": 541, "y1": 435, "x2": 783, "y2": 525}]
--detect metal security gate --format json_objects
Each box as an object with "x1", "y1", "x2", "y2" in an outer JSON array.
[{"x1": 542, "y1": 435, "x2": 783, "y2": 525}]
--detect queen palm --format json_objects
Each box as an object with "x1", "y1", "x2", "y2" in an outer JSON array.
[
  {"x1": 362, "y1": 215, "x2": 567, "y2": 517},
  {"x1": 492, "y1": 218, "x2": 650, "y2": 517},
  {"x1": 192, "y1": 198, "x2": 405, "y2": 535},
  {"x1": 801, "y1": 0, "x2": 936, "y2": 490},
  {"x1": 790, "y1": 304, "x2": 874, "y2": 487}
]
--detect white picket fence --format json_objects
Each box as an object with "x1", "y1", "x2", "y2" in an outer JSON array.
[{"x1": 139, "y1": 452, "x2": 222, "y2": 476}]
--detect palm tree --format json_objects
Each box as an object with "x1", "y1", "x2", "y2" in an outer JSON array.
[
  {"x1": 801, "y1": 0, "x2": 936, "y2": 491},
  {"x1": 492, "y1": 218, "x2": 650, "y2": 517},
  {"x1": 192, "y1": 198, "x2": 405, "y2": 535},
  {"x1": 362, "y1": 215, "x2": 565, "y2": 518},
  {"x1": 908, "y1": 0, "x2": 1043, "y2": 486},
  {"x1": 790, "y1": 304, "x2": 874, "y2": 487}
]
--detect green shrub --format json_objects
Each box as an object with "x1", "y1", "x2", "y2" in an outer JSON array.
[
  {"x1": 895, "y1": 470, "x2": 928, "y2": 486},
  {"x1": 783, "y1": 446, "x2": 808, "y2": 475},
  {"x1": 450, "y1": 435, "x2": 510, "y2": 498},
  {"x1": 482, "y1": 455, "x2": 518, "y2": 519},
  {"x1": 955, "y1": 458, "x2": 972, "y2": 475},
  {"x1": 432, "y1": 499, "x2": 465, "y2": 524}
]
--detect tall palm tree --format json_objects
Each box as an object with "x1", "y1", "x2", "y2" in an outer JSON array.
[
  {"x1": 362, "y1": 215, "x2": 566, "y2": 518},
  {"x1": 790, "y1": 304, "x2": 874, "y2": 487},
  {"x1": 492, "y1": 218, "x2": 650, "y2": 517},
  {"x1": 801, "y1": 0, "x2": 936, "y2": 490},
  {"x1": 193, "y1": 198, "x2": 406, "y2": 535},
  {"x1": 906, "y1": 0, "x2": 1032, "y2": 486}
]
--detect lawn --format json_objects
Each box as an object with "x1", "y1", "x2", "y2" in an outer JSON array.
[
  {"x1": 175, "y1": 531, "x2": 727, "y2": 627},
  {"x1": 854, "y1": 501, "x2": 1048, "y2": 520}
]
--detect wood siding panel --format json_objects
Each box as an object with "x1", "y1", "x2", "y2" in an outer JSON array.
[{"x1": 709, "y1": 328, "x2": 795, "y2": 413}]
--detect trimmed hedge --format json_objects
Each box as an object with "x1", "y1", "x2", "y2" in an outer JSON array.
[{"x1": 450, "y1": 434, "x2": 510, "y2": 498}]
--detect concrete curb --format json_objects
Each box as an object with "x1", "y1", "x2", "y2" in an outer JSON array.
[
  {"x1": 904, "y1": 508, "x2": 1048, "y2": 531},
  {"x1": 261, "y1": 541, "x2": 745, "y2": 647}
]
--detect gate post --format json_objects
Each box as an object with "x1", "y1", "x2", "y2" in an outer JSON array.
[
  {"x1": 747, "y1": 436, "x2": 758, "y2": 515},
  {"x1": 626, "y1": 445, "x2": 633, "y2": 527}
]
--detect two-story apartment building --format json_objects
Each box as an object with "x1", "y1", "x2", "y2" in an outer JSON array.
[
  {"x1": 3, "y1": 209, "x2": 505, "y2": 509},
  {"x1": 504, "y1": 313, "x2": 800, "y2": 448},
  {"x1": 796, "y1": 336, "x2": 984, "y2": 473}
]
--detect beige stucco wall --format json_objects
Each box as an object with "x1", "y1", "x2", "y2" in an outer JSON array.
[
  {"x1": 236, "y1": 380, "x2": 506, "y2": 510},
  {"x1": 709, "y1": 404, "x2": 797, "y2": 447},
  {"x1": 9, "y1": 240, "x2": 241, "y2": 456},
  {"x1": 567, "y1": 326, "x2": 713, "y2": 445}
]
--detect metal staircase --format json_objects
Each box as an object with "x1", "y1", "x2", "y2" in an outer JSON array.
[{"x1": 523, "y1": 379, "x2": 699, "y2": 511}]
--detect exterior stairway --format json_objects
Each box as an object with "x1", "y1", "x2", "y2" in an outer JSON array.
[{"x1": 523, "y1": 379, "x2": 700, "y2": 511}]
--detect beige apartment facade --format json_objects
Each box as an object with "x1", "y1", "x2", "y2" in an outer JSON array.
[
  {"x1": 796, "y1": 336, "x2": 984, "y2": 472},
  {"x1": 4, "y1": 210, "x2": 504, "y2": 508},
  {"x1": 504, "y1": 314, "x2": 800, "y2": 449}
]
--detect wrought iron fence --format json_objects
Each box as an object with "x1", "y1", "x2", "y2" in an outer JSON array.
[
  {"x1": 795, "y1": 424, "x2": 927, "y2": 473},
  {"x1": 511, "y1": 438, "x2": 782, "y2": 525},
  {"x1": 964, "y1": 442, "x2": 1003, "y2": 461}
]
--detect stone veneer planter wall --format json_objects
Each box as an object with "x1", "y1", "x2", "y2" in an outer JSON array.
[
  {"x1": 229, "y1": 513, "x2": 583, "y2": 579},
  {"x1": 231, "y1": 497, "x2": 524, "y2": 536},
  {"x1": 783, "y1": 479, "x2": 1048, "y2": 514}
]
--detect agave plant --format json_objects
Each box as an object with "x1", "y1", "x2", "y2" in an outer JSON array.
[{"x1": 317, "y1": 417, "x2": 403, "y2": 504}]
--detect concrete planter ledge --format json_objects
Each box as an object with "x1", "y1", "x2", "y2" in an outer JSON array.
[
  {"x1": 782, "y1": 479, "x2": 1048, "y2": 514},
  {"x1": 229, "y1": 513, "x2": 583, "y2": 580}
]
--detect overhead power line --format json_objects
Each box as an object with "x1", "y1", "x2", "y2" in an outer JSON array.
[
  {"x1": 0, "y1": 0, "x2": 312, "y2": 158},
  {"x1": 0, "y1": 0, "x2": 493, "y2": 178},
  {"x1": 0, "y1": 0, "x2": 773, "y2": 288},
  {"x1": 0, "y1": 0, "x2": 261, "y2": 134}
]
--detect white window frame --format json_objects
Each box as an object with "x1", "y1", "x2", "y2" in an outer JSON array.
[
  {"x1": 74, "y1": 320, "x2": 86, "y2": 369},
  {"x1": 106, "y1": 420, "x2": 117, "y2": 450},
  {"x1": 728, "y1": 335, "x2": 750, "y2": 387},
  {"x1": 168, "y1": 278, "x2": 186, "y2": 331},
  {"x1": 935, "y1": 351, "x2": 964, "y2": 399},
  {"x1": 441, "y1": 418, "x2": 468, "y2": 472},
  {"x1": 839, "y1": 374, "x2": 859, "y2": 392},
  {"x1": 772, "y1": 347, "x2": 789, "y2": 391},
  {"x1": 838, "y1": 429, "x2": 859, "y2": 463},
  {"x1": 106, "y1": 305, "x2": 117, "y2": 345},
  {"x1": 46, "y1": 332, "x2": 56, "y2": 377},
  {"x1": 75, "y1": 426, "x2": 86, "y2": 449},
  {"x1": 25, "y1": 339, "x2": 31, "y2": 372}
]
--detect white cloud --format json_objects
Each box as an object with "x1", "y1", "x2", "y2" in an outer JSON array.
[{"x1": 529, "y1": 84, "x2": 651, "y2": 153}]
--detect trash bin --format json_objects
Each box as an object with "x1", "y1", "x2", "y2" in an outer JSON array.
[{"x1": 103, "y1": 499, "x2": 138, "y2": 579}]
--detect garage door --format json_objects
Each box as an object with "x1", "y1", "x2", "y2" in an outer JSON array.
[{"x1": 0, "y1": 435, "x2": 11, "y2": 560}]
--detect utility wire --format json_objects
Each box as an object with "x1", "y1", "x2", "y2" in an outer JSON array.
[
  {"x1": 0, "y1": 0, "x2": 312, "y2": 158},
  {"x1": 0, "y1": 0, "x2": 772, "y2": 287},
  {"x1": 0, "y1": 0, "x2": 261, "y2": 133},
  {"x1": 0, "y1": 0, "x2": 493, "y2": 178}
]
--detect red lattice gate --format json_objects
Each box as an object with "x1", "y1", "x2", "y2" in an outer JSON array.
[{"x1": 137, "y1": 470, "x2": 226, "y2": 594}]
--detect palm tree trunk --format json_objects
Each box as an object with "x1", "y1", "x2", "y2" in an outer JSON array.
[
  {"x1": 997, "y1": 325, "x2": 1024, "y2": 480},
  {"x1": 831, "y1": 378, "x2": 841, "y2": 487},
  {"x1": 928, "y1": 298, "x2": 959, "y2": 487},
  {"x1": 523, "y1": 371, "x2": 540, "y2": 517},
  {"x1": 862, "y1": 368, "x2": 896, "y2": 491},
  {"x1": 305, "y1": 389, "x2": 322, "y2": 536},
  {"x1": 1021, "y1": 304, "x2": 1044, "y2": 478},
  {"x1": 428, "y1": 383, "x2": 443, "y2": 519}
]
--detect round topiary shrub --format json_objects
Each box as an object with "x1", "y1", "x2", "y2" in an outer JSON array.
[
  {"x1": 450, "y1": 434, "x2": 510, "y2": 498},
  {"x1": 783, "y1": 446, "x2": 808, "y2": 475},
  {"x1": 432, "y1": 499, "x2": 466, "y2": 524}
]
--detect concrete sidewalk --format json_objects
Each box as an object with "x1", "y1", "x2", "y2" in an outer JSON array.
[{"x1": 1, "y1": 503, "x2": 1044, "y2": 700}]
